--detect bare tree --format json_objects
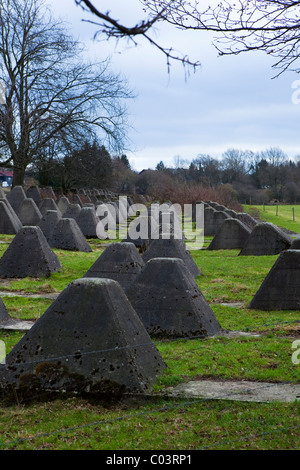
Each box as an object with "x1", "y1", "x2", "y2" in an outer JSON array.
[
  {"x1": 75, "y1": 1, "x2": 300, "y2": 77},
  {"x1": 0, "y1": 0, "x2": 133, "y2": 187}
]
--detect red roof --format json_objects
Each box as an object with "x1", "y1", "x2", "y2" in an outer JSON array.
[{"x1": 0, "y1": 168, "x2": 13, "y2": 177}]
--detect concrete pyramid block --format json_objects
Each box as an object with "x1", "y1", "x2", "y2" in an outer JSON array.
[
  {"x1": 236, "y1": 212, "x2": 257, "y2": 229},
  {"x1": 0, "y1": 297, "x2": 10, "y2": 323},
  {"x1": 126, "y1": 257, "x2": 222, "y2": 338},
  {"x1": 75, "y1": 207, "x2": 98, "y2": 238},
  {"x1": 49, "y1": 218, "x2": 92, "y2": 252},
  {"x1": 214, "y1": 204, "x2": 227, "y2": 211},
  {"x1": 191, "y1": 200, "x2": 203, "y2": 222},
  {"x1": 38, "y1": 210, "x2": 62, "y2": 241},
  {"x1": 40, "y1": 187, "x2": 56, "y2": 200},
  {"x1": 142, "y1": 237, "x2": 200, "y2": 277},
  {"x1": 16, "y1": 198, "x2": 42, "y2": 226},
  {"x1": 249, "y1": 249, "x2": 300, "y2": 310},
  {"x1": 0, "y1": 226, "x2": 61, "y2": 278},
  {"x1": 0, "y1": 201, "x2": 21, "y2": 234},
  {"x1": 56, "y1": 196, "x2": 70, "y2": 215},
  {"x1": 69, "y1": 194, "x2": 83, "y2": 207},
  {"x1": 291, "y1": 238, "x2": 300, "y2": 249},
  {"x1": 84, "y1": 242, "x2": 144, "y2": 288},
  {"x1": 0, "y1": 197, "x2": 22, "y2": 229},
  {"x1": 6, "y1": 186, "x2": 26, "y2": 213},
  {"x1": 239, "y1": 222, "x2": 292, "y2": 256},
  {"x1": 207, "y1": 218, "x2": 251, "y2": 250},
  {"x1": 224, "y1": 209, "x2": 237, "y2": 218},
  {"x1": 0, "y1": 278, "x2": 166, "y2": 397},
  {"x1": 26, "y1": 186, "x2": 42, "y2": 206},
  {"x1": 204, "y1": 207, "x2": 217, "y2": 236},
  {"x1": 39, "y1": 198, "x2": 61, "y2": 217},
  {"x1": 63, "y1": 204, "x2": 81, "y2": 219},
  {"x1": 212, "y1": 211, "x2": 230, "y2": 233}
]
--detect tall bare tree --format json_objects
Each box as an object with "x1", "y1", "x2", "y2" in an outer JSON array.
[{"x1": 0, "y1": 0, "x2": 133, "y2": 187}]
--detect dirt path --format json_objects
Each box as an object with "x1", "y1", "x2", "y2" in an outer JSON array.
[
  {"x1": 166, "y1": 379, "x2": 300, "y2": 403},
  {"x1": 0, "y1": 290, "x2": 58, "y2": 300}
]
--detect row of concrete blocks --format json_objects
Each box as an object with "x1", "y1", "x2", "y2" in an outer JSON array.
[
  {"x1": 1, "y1": 227, "x2": 299, "y2": 398},
  {"x1": 0, "y1": 234, "x2": 221, "y2": 398},
  {"x1": 1, "y1": 235, "x2": 299, "y2": 398},
  {"x1": 0, "y1": 185, "x2": 133, "y2": 236},
  {"x1": 193, "y1": 199, "x2": 300, "y2": 256}
]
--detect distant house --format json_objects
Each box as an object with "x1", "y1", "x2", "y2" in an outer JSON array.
[{"x1": 0, "y1": 168, "x2": 13, "y2": 187}]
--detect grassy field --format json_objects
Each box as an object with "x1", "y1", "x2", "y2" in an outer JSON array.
[
  {"x1": 0, "y1": 228, "x2": 299, "y2": 450},
  {"x1": 243, "y1": 204, "x2": 300, "y2": 234}
]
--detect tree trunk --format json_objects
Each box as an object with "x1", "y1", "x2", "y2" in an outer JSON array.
[{"x1": 12, "y1": 165, "x2": 26, "y2": 188}]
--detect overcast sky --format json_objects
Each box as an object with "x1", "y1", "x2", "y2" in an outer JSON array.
[{"x1": 50, "y1": 0, "x2": 300, "y2": 171}]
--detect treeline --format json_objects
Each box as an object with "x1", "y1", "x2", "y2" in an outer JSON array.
[
  {"x1": 154, "y1": 147, "x2": 300, "y2": 205},
  {"x1": 29, "y1": 143, "x2": 300, "y2": 209}
]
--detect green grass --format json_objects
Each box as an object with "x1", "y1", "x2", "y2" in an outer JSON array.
[
  {"x1": 0, "y1": 398, "x2": 298, "y2": 450},
  {"x1": 244, "y1": 204, "x2": 300, "y2": 234},
  {"x1": 0, "y1": 233, "x2": 299, "y2": 450}
]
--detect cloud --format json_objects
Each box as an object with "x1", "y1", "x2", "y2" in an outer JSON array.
[{"x1": 50, "y1": 0, "x2": 300, "y2": 170}]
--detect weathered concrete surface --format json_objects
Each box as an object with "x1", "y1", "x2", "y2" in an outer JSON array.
[
  {"x1": 26, "y1": 186, "x2": 42, "y2": 206},
  {"x1": 167, "y1": 379, "x2": 300, "y2": 403},
  {"x1": 126, "y1": 257, "x2": 222, "y2": 338},
  {"x1": 49, "y1": 218, "x2": 92, "y2": 252},
  {"x1": 0, "y1": 226, "x2": 61, "y2": 278},
  {"x1": 56, "y1": 196, "x2": 70, "y2": 215},
  {"x1": 16, "y1": 198, "x2": 42, "y2": 226},
  {"x1": 0, "y1": 201, "x2": 21, "y2": 235},
  {"x1": 6, "y1": 186, "x2": 26, "y2": 213},
  {"x1": 84, "y1": 242, "x2": 144, "y2": 288},
  {"x1": 204, "y1": 207, "x2": 217, "y2": 236},
  {"x1": 291, "y1": 238, "x2": 300, "y2": 249},
  {"x1": 239, "y1": 222, "x2": 292, "y2": 256},
  {"x1": 207, "y1": 218, "x2": 251, "y2": 250},
  {"x1": 0, "y1": 318, "x2": 34, "y2": 331},
  {"x1": 69, "y1": 194, "x2": 83, "y2": 207},
  {"x1": 63, "y1": 204, "x2": 82, "y2": 220},
  {"x1": 224, "y1": 209, "x2": 237, "y2": 218},
  {"x1": 0, "y1": 198, "x2": 22, "y2": 231},
  {"x1": 236, "y1": 212, "x2": 258, "y2": 230},
  {"x1": 38, "y1": 210, "x2": 62, "y2": 241},
  {"x1": 0, "y1": 278, "x2": 166, "y2": 397},
  {"x1": 0, "y1": 296, "x2": 10, "y2": 323},
  {"x1": 75, "y1": 207, "x2": 98, "y2": 238},
  {"x1": 212, "y1": 211, "x2": 230, "y2": 234},
  {"x1": 39, "y1": 198, "x2": 61, "y2": 217},
  {"x1": 249, "y1": 249, "x2": 300, "y2": 310},
  {"x1": 142, "y1": 237, "x2": 200, "y2": 277}
]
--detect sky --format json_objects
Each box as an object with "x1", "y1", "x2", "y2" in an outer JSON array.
[{"x1": 49, "y1": 0, "x2": 300, "y2": 172}]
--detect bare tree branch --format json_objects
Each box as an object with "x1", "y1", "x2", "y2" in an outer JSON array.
[
  {"x1": 74, "y1": 0, "x2": 201, "y2": 72},
  {"x1": 74, "y1": 1, "x2": 300, "y2": 77}
]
